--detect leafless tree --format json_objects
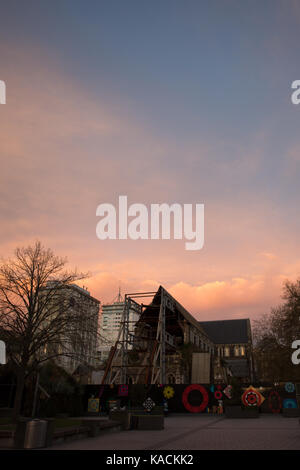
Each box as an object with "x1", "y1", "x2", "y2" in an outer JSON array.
[
  {"x1": 253, "y1": 279, "x2": 300, "y2": 382},
  {"x1": 0, "y1": 241, "x2": 101, "y2": 420}
]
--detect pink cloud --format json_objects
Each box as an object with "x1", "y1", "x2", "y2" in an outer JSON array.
[{"x1": 0, "y1": 42, "x2": 300, "y2": 326}]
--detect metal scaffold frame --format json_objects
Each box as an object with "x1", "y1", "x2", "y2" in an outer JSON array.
[
  {"x1": 151, "y1": 289, "x2": 166, "y2": 384},
  {"x1": 101, "y1": 289, "x2": 167, "y2": 385}
]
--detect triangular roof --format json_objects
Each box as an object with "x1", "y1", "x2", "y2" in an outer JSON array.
[
  {"x1": 199, "y1": 319, "x2": 250, "y2": 344},
  {"x1": 142, "y1": 286, "x2": 211, "y2": 341}
]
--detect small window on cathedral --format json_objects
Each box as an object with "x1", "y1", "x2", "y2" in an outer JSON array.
[{"x1": 167, "y1": 374, "x2": 176, "y2": 384}]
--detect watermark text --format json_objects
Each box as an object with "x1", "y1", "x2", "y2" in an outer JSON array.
[
  {"x1": 291, "y1": 80, "x2": 300, "y2": 105},
  {"x1": 0, "y1": 340, "x2": 6, "y2": 365},
  {"x1": 96, "y1": 196, "x2": 204, "y2": 251},
  {"x1": 0, "y1": 80, "x2": 6, "y2": 104}
]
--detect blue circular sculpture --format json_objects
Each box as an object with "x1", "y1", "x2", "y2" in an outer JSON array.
[
  {"x1": 283, "y1": 398, "x2": 297, "y2": 409},
  {"x1": 285, "y1": 382, "x2": 295, "y2": 393}
]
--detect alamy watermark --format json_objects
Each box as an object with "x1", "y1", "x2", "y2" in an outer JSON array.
[
  {"x1": 291, "y1": 80, "x2": 300, "y2": 105},
  {"x1": 0, "y1": 80, "x2": 6, "y2": 104},
  {"x1": 291, "y1": 339, "x2": 300, "y2": 365},
  {"x1": 96, "y1": 196, "x2": 204, "y2": 251},
  {"x1": 0, "y1": 340, "x2": 6, "y2": 365}
]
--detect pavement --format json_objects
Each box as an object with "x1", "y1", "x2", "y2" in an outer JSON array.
[{"x1": 50, "y1": 414, "x2": 300, "y2": 450}]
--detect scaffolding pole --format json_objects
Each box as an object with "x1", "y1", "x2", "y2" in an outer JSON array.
[
  {"x1": 102, "y1": 290, "x2": 167, "y2": 385},
  {"x1": 151, "y1": 289, "x2": 166, "y2": 384}
]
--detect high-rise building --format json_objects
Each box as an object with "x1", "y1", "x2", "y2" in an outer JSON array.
[
  {"x1": 40, "y1": 282, "x2": 100, "y2": 374},
  {"x1": 98, "y1": 290, "x2": 140, "y2": 364}
]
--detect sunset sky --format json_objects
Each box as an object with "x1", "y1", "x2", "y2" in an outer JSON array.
[{"x1": 1, "y1": 1, "x2": 300, "y2": 321}]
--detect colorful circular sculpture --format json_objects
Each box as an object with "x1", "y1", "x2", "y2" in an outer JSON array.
[
  {"x1": 88, "y1": 398, "x2": 100, "y2": 413},
  {"x1": 268, "y1": 390, "x2": 282, "y2": 413},
  {"x1": 214, "y1": 390, "x2": 222, "y2": 400},
  {"x1": 223, "y1": 385, "x2": 232, "y2": 399},
  {"x1": 283, "y1": 398, "x2": 297, "y2": 409},
  {"x1": 182, "y1": 385, "x2": 209, "y2": 413},
  {"x1": 163, "y1": 386, "x2": 175, "y2": 399},
  {"x1": 118, "y1": 384, "x2": 129, "y2": 396},
  {"x1": 285, "y1": 382, "x2": 295, "y2": 393},
  {"x1": 242, "y1": 386, "x2": 264, "y2": 407},
  {"x1": 143, "y1": 397, "x2": 156, "y2": 413}
]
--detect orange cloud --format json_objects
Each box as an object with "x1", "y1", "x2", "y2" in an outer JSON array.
[
  {"x1": 1, "y1": 42, "x2": 300, "y2": 326},
  {"x1": 81, "y1": 254, "x2": 297, "y2": 323}
]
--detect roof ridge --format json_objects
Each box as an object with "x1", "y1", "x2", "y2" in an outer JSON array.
[{"x1": 199, "y1": 318, "x2": 249, "y2": 322}]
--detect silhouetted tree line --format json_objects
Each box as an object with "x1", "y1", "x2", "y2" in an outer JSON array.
[
  {"x1": 0, "y1": 241, "x2": 100, "y2": 421},
  {"x1": 253, "y1": 279, "x2": 300, "y2": 382}
]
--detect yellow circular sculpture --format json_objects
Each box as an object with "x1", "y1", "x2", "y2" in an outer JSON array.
[{"x1": 163, "y1": 386, "x2": 175, "y2": 399}]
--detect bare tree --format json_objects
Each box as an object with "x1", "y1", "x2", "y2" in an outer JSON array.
[
  {"x1": 0, "y1": 241, "x2": 99, "y2": 421},
  {"x1": 253, "y1": 279, "x2": 300, "y2": 382}
]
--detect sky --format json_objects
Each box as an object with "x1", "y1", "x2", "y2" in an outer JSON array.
[{"x1": 1, "y1": 0, "x2": 300, "y2": 321}]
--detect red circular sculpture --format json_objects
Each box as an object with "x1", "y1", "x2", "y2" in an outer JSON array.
[
  {"x1": 241, "y1": 387, "x2": 264, "y2": 407},
  {"x1": 268, "y1": 391, "x2": 282, "y2": 414},
  {"x1": 214, "y1": 390, "x2": 222, "y2": 400},
  {"x1": 182, "y1": 385, "x2": 209, "y2": 413}
]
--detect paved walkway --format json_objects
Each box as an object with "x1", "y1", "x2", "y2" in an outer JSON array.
[{"x1": 50, "y1": 414, "x2": 300, "y2": 450}]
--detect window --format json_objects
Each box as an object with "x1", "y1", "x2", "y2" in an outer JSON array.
[
  {"x1": 167, "y1": 374, "x2": 176, "y2": 384},
  {"x1": 224, "y1": 347, "x2": 230, "y2": 357}
]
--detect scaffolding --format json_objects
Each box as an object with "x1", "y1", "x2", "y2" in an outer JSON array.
[{"x1": 101, "y1": 288, "x2": 168, "y2": 385}]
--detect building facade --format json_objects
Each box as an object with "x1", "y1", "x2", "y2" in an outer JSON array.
[
  {"x1": 41, "y1": 282, "x2": 100, "y2": 375},
  {"x1": 199, "y1": 319, "x2": 254, "y2": 383},
  {"x1": 98, "y1": 298, "x2": 140, "y2": 364},
  {"x1": 102, "y1": 286, "x2": 214, "y2": 384},
  {"x1": 100, "y1": 287, "x2": 254, "y2": 385}
]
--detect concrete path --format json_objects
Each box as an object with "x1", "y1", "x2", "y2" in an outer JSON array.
[{"x1": 50, "y1": 414, "x2": 300, "y2": 450}]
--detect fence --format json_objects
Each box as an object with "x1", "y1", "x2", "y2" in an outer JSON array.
[{"x1": 83, "y1": 382, "x2": 300, "y2": 414}]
